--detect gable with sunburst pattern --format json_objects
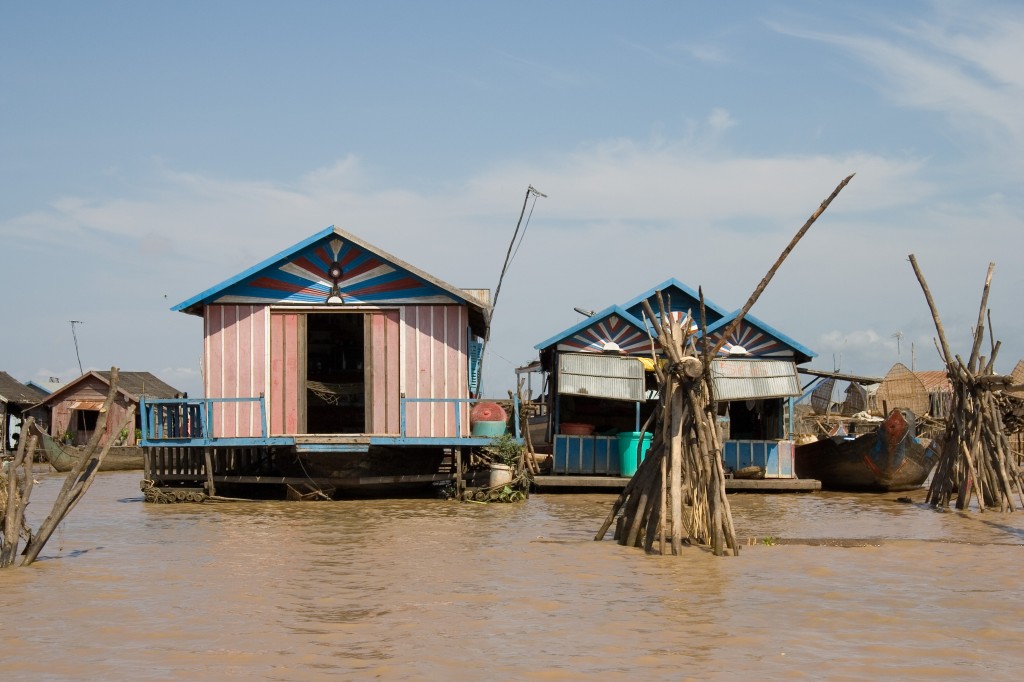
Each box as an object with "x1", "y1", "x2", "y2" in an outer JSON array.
[
  {"x1": 173, "y1": 226, "x2": 473, "y2": 315},
  {"x1": 559, "y1": 314, "x2": 651, "y2": 355},
  {"x1": 702, "y1": 311, "x2": 813, "y2": 362},
  {"x1": 216, "y1": 236, "x2": 456, "y2": 306}
]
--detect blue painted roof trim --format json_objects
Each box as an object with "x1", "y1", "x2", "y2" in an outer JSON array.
[
  {"x1": 172, "y1": 225, "x2": 487, "y2": 317},
  {"x1": 173, "y1": 225, "x2": 337, "y2": 313},
  {"x1": 619, "y1": 278, "x2": 730, "y2": 320},
  {"x1": 706, "y1": 310, "x2": 817, "y2": 362},
  {"x1": 534, "y1": 304, "x2": 649, "y2": 350}
]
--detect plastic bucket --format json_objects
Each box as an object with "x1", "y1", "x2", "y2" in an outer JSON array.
[
  {"x1": 617, "y1": 432, "x2": 652, "y2": 477},
  {"x1": 488, "y1": 464, "x2": 514, "y2": 487}
]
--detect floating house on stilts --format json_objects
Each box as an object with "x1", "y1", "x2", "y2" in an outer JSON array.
[
  {"x1": 521, "y1": 279, "x2": 818, "y2": 491},
  {"x1": 141, "y1": 225, "x2": 514, "y2": 501}
]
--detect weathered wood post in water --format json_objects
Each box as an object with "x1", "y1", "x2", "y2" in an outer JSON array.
[
  {"x1": 1, "y1": 419, "x2": 38, "y2": 567},
  {"x1": 595, "y1": 174, "x2": 855, "y2": 555},
  {"x1": 1, "y1": 367, "x2": 133, "y2": 568},
  {"x1": 908, "y1": 256, "x2": 1024, "y2": 512}
]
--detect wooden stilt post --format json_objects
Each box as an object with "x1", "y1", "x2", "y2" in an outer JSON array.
[{"x1": 204, "y1": 447, "x2": 217, "y2": 497}]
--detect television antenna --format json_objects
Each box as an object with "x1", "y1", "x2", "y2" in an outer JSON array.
[
  {"x1": 892, "y1": 330, "x2": 904, "y2": 356},
  {"x1": 70, "y1": 320, "x2": 84, "y2": 375},
  {"x1": 476, "y1": 185, "x2": 547, "y2": 395}
]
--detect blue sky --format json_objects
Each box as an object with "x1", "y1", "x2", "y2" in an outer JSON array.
[{"x1": 3, "y1": 1, "x2": 1024, "y2": 398}]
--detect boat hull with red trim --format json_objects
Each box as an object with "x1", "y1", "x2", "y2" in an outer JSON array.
[{"x1": 795, "y1": 408, "x2": 939, "y2": 492}]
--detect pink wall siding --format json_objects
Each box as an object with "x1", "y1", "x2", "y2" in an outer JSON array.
[
  {"x1": 402, "y1": 305, "x2": 469, "y2": 438},
  {"x1": 204, "y1": 304, "x2": 470, "y2": 438},
  {"x1": 204, "y1": 305, "x2": 268, "y2": 437},
  {"x1": 269, "y1": 312, "x2": 301, "y2": 435},
  {"x1": 368, "y1": 310, "x2": 401, "y2": 434}
]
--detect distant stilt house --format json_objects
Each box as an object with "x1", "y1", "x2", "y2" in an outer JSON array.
[
  {"x1": 523, "y1": 279, "x2": 815, "y2": 480},
  {"x1": 35, "y1": 371, "x2": 182, "y2": 447},
  {"x1": 143, "y1": 225, "x2": 504, "y2": 500},
  {"x1": 0, "y1": 371, "x2": 49, "y2": 452}
]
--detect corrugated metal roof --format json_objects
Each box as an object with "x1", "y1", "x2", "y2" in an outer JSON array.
[
  {"x1": 711, "y1": 359, "x2": 801, "y2": 400},
  {"x1": 0, "y1": 371, "x2": 50, "y2": 406},
  {"x1": 558, "y1": 353, "x2": 646, "y2": 402},
  {"x1": 34, "y1": 371, "x2": 184, "y2": 408}
]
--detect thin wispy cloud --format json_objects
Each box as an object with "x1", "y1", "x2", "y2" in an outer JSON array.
[{"x1": 772, "y1": 12, "x2": 1024, "y2": 150}]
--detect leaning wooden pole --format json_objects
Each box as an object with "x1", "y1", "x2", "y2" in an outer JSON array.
[
  {"x1": 710, "y1": 173, "x2": 855, "y2": 357},
  {"x1": 21, "y1": 369, "x2": 131, "y2": 566}
]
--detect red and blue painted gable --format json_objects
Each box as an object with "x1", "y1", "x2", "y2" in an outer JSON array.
[
  {"x1": 217, "y1": 237, "x2": 455, "y2": 306},
  {"x1": 534, "y1": 280, "x2": 815, "y2": 365},
  {"x1": 703, "y1": 312, "x2": 815, "y2": 363},
  {"x1": 534, "y1": 306, "x2": 652, "y2": 356},
  {"x1": 620, "y1": 278, "x2": 729, "y2": 328},
  {"x1": 173, "y1": 226, "x2": 475, "y2": 315}
]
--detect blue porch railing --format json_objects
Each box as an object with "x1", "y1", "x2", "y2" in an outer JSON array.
[
  {"x1": 399, "y1": 397, "x2": 521, "y2": 441},
  {"x1": 140, "y1": 396, "x2": 285, "y2": 447},
  {"x1": 140, "y1": 395, "x2": 521, "y2": 447}
]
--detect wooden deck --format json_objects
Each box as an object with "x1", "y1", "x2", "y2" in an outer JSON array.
[{"x1": 532, "y1": 475, "x2": 821, "y2": 493}]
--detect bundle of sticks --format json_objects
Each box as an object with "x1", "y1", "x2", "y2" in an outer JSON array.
[
  {"x1": 594, "y1": 293, "x2": 739, "y2": 555},
  {"x1": 909, "y1": 256, "x2": 1024, "y2": 511},
  {"x1": 595, "y1": 174, "x2": 855, "y2": 555}
]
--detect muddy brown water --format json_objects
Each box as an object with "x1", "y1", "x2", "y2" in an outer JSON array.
[{"x1": 3, "y1": 469, "x2": 1023, "y2": 681}]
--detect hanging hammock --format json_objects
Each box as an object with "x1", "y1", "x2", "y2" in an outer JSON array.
[{"x1": 306, "y1": 381, "x2": 362, "y2": 405}]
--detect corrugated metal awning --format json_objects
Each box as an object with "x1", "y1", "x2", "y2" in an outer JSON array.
[
  {"x1": 68, "y1": 400, "x2": 105, "y2": 410},
  {"x1": 558, "y1": 352, "x2": 646, "y2": 402},
  {"x1": 711, "y1": 359, "x2": 801, "y2": 400}
]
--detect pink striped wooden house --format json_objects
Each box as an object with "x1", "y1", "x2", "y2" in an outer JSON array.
[{"x1": 142, "y1": 225, "x2": 505, "y2": 500}]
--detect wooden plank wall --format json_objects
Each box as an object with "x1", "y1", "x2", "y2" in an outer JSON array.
[
  {"x1": 268, "y1": 312, "x2": 302, "y2": 435},
  {"x1": 205, "y1": 305, "x2": 269, "y2": 437},
  {"x1": 367, "y1": 310, "x2": 401, "y2": 434},
  {"x1": 403, "y1": 305, "x2": 469, "y2": 438},
  {"x1": 49, "y1": 377, "x2": 133, "y2": 445},
  {"x1": 205, "y1": 304, "x2": 470, "y2": 438}
]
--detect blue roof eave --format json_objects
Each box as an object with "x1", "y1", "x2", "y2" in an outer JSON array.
[
  {"x1": 534, "y1": 305, "x2": 650, "y2": 351},
  {"x1": 171, "y1": 225, "x2": 489, "y2": 319},
  {"x1": 619, "y1": 278, "x2": 730, "y2": 319},
  {"x1": 706, "y1": 310, "x2": 817, "y2": 363},
  {"x1": 172, "y1": 225, "x2": 338, "y2": 316}
]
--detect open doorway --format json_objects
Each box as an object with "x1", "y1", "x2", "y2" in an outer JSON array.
[
  {"x1": 306, "y1": 313, "x2": 365, "y2": 434},
  {"x1": 71, "y1": 407, "x2": 100, "y2": 445}
]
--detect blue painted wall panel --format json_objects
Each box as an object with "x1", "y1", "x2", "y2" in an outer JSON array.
[
  {"x1": 723, "y1": 440, "x2": 795, "y2": 478},
  {"x1": 553, "y1": 435, "x2": 619, "y2": 475}
]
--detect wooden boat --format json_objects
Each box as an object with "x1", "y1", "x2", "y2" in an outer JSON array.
[
  {"x1": 795, "y1": 408, "x2": 939, "y2": 492},
  {"x1": 34, "y1": 427, "x2": 144, "y2": 472}
]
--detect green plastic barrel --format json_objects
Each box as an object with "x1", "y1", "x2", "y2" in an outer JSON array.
[{"x1": 617, "y1": 431, "x2": 652, "y2": 476}]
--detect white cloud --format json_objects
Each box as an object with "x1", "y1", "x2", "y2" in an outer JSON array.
[
  {"x1": 773, "y1": 10, "x2": 1024, "y2": 157},
  {"x1": 707, "y1": 108, "x2": 737, "y2": 136}
]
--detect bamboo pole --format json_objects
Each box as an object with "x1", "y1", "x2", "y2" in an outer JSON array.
[
  {"x1": 968, "y1": 263, "x2": 995, "y2": 373},
  {"x1": 710, "y1": 174, "x2": 855, "y2": 358}
]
